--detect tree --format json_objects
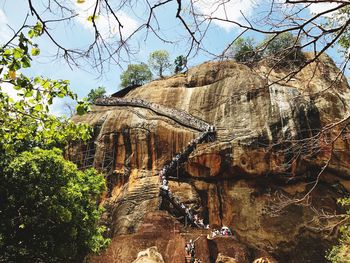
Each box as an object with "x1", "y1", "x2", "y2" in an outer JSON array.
[
  {"x1": 326, "y1": 198, "x2": 350, "y2": 263},
  {"x1": 0, "y1": 148, "x2": 108, "y2": 262},
  {"x1": 86, "y1": 86, "x2": 106, "y2": 104},
  {"x1": 148, "y1": 50, "x2": 171, "y2": 78},
  {"x1": 120, "y1": 63, "x2": 152, "y2": 88},
  {"x1": 4, "y1": 1, "x2": 350, "y2": 259},
  {"x1": 174, "y1": 55, "x2": 187, "y2": 74},
  {"x1": 3, "y1": 1, "x2": 349, "y2": 73},
  {"x1": 262, "y1": 32, "x2": 303, "y2": 66},
  {"x1": 227, "y1": 37, "x2": 260, "y2": 63},
  {"x1": 0, "y1": 24, "x2": 109, "y2": 261}
]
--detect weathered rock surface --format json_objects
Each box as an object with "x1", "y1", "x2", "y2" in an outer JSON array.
[
  {"x1": 215, "y1": 253, "x2": 237, "y2": 263},
  {"x1": 73, "y1": 53, "x2": 350, "y2": 262},
  {"x1": 132, "y1": 247, "x2": 165, "y2": 263}
]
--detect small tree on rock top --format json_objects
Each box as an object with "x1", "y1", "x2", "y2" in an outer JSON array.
[
  {"x1": 174, "y1": 55, "x2": 187, "y2": 74},
  {"x1": 120, "y1": 63, "x2": 152, "y2": 88},
  {"x1": 227, "y1": 37, "x2": 259, "y2": 63},
  {"x1": 148, "y1": 50, "x2": 171, "y2": 78},
  {"x1": 86, "y1": 86, "x2": 106, "y2": 104},
  {"x1": 263, "y1": 32, "x2": 303, "y2": 66}
]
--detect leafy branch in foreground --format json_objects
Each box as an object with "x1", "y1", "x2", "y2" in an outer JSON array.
[
  {"x1": 327, "y1": 198, "x2": 350, "y2": 263},
  {"x1": 0, "y1": 24, "x2": 109, "y2": 262}
]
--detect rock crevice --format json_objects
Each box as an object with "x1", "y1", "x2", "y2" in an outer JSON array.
[{"x1": 73, "y1": 54, "x2": 350, "y2": 262}]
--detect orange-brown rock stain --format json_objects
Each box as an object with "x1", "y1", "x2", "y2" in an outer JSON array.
[{"x1": 72, "y1": 55, "x2": 350, "y2": 262}]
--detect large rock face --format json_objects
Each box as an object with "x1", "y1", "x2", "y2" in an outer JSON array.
[{"x1": 73, "y1": 53, "x2": 350, "y2": 262}]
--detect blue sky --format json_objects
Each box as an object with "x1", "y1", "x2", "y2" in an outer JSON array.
[{"x1": 0, "y1": 0, "x2": 345, "y2": 115}]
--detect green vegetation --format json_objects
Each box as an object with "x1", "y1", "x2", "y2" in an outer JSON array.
[
  {"x1": 263, "y1": 32, "x2": 303, "y2": 64},
  {"x1": 148, "y1": 50, "x2": 171, "y2": 78},
  {"x1": 0, "y1": 23, "x2": 109, "y2": 262},
  {"x1": 120, "y1": 51, "x2": 185, "y2": 88},
  {"x1": 325, "y1": 8, "x2": 350, "y2": 259},
  {"x1": 228, "y1": 37, "x2": 259, "y2": 63},
  {"x1": 86, "y1": 86, "x2": 106, "y2": 104},
  {"x1": 1, "y1": 148, "x2": 107, "y2": 262},
  {"x1": 227, "y1": 33, "x2": 303, "y2": 66},
  {"x1": 174, "y1": 55, "x2": 187, "y2": 74},
  {"x1": 324, "y1": 9, "x2": 350, "y2": 259},
  {"x1": 327, "y1": 6, "x2": 350, "y2": 51},
  {"x1": 120, "y1": 63, "x2": 152, "y2": 88},
  {"x1": 326, "y1": 198, "x2": 350, "y2": 263}
]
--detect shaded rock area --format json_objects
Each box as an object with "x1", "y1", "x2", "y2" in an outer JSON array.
[{"x1": 72, "y1": 53, "x2": 350, "y2": 262}]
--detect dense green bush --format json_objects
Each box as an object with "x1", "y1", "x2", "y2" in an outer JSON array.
[
  {"x1": 227, "y1": 33, "x2": 304, "y2": 67},
  {"x1": 0, "y1": 148, "x2": 108, "y2": 262},
  {"x1": 0, "y1": 26, "x2": 109, "y2": 262},
  {"x1": 86, "y1": 86, "x2": 106, "y2": 104},
  {"x1": 174, "y1": 55, "x2": 187, "y2": 73},
  {"x1": 326, "y1": 198, "x2": 350, "y2": 263}
]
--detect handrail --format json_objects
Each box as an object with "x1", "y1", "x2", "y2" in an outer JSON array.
[
  {"x1": 159, "y1": 127, "x2": 215, "y2": 228},
  {"x1": 95, "y1": 97, "x2": 211, "y2": 132},
  {"x1": 94, "y1": 96, "x2": 217, "y2": 229}
]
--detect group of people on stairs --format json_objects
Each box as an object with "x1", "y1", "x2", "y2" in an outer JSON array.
[
  {"x1": 185, "y1": 239, "x2": 201, "y2": 263},
  {"x1": 159, "y1": 124, "x2": 216, "y2": 228},
  {"x1": 95, "y1": 97, "x2": 211, "y2": 131},
  {"x1": 155, "y1": 121, "x2": 237, "y2": 262},
  {"x1": 96, "y1": 96, "x2": 236, "y2": 262},
  {"x1": 207, "y1": 226, "x2": 234, "y2": 239}
]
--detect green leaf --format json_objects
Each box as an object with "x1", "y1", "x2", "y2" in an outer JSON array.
[
  {"x1": 76, "y1": 104, "x2": 85, "y2": 115},
  {"x1": 4, "y1": 49, "x2": 12, "y2": 55},
  {"x1": 31, "y1": 47, "x2": 40, "y2": 56},
  {"x1": 87, "y1": 15, "x2": 99, "y2": 22},
  {"x1": 34, "y1": 104, "x2": 43, "y2": 111},
  {"x1": 21, "y1": 57, "x2": 31, "y2": 68},
  {"x1": 24, "y1": 90, "x2": 33, "y2": 97},
  {"x1": 13, "y1": 48, "x2": 23, "y2": 59},
  {"x1": 12, "y1": 60, "x2": 21, "y2": 71},
  {"x1": 28, "y1": 29, "x2": 35, "y2": 39}
]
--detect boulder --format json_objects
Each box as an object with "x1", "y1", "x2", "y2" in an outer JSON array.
[
  {"x1": 132, "y1": 247, "x2": 164, "y2": 263},
  {"x1": 74, "y1": 54, "x2": 350, "y2": 262}
]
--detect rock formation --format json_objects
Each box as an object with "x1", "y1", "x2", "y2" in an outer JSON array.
[
  {"x1": 132, "y1": 246, "x2": 165, "y2": 263},
  {"x1": 73, "y1": 53, "x2": 350, "y2": 262}
]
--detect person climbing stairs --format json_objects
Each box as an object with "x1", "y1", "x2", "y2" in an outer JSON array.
[
  {"x1": 94, "y1": 96, "x2": 217, "y2": 229},
  {"x1": 158, "y1": 123, "x2": 215, "y2": 228}
]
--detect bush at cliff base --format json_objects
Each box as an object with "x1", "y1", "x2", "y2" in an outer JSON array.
[
  {"x1": 326, "y1": 198, "x2": 350, "y2": 263},
  {"x1": 0, "y1": 28, "x2": 109, "y2": 262},
  {"x1": 0, "y1": 148, "x2": 109, "y2": 262}
]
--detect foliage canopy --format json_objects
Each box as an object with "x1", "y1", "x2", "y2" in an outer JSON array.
[
  {"x1": 86, "y1": 86, "x2": 106, "y2": 104},
  {"x1": 0, "y1": 24, "x2": 109, "y2": 262},
  {"x1": 120, "y1": 63, "x2": 152, "y2": 88},
  {"x1": 174, "y1": 55, "x2": 187, "y2": 74},
  {"x1": 326, "y1": 198, "x2": 350, "y2": 263},
  {"x1": 263, "y1": 32, "x2": 304, "y2": 66},
  {"x1": 0, "y1": 148, "x2": 107, "y2": 262},
  {"x1": 228, "y1": 37, "x2": 259, "y2": 63},
  {"x1": 148, "y1": 50, "x2": 171, "y2": 78}
]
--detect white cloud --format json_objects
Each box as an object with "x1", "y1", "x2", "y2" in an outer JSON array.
[
  {"x1": 193, "y1": 0, "x2": 257, "y2": 31},
  {"x1": 73, "y1": 0, "x2": 138, "y2": 40},
  {"x1": 308, "y1": 2, "x2": 339, "y2": 17},
  {"x1": 49, "y1": 98, "x2": 76, "y2": 117},
  {"x1": 0, "y1": 9, "x2": 11, "y2": 44},
  {"x1": 0, "y1": 82, "x2": 20, "y2": 101},
  {"x1": 0, "y1": 82, "x2": 71, "y2": 117}
]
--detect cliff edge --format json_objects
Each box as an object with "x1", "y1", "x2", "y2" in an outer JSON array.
[{"x1": 72, "y1": 53, "x2": 350, "y2": 262}]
